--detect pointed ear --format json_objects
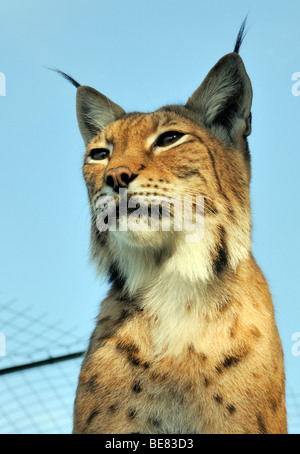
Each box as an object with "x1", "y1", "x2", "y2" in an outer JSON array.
[
  {"x1": 76, "y1": 86, "x2": 126, "y2": 146},
  {"x1": 186, "y1": 53, "x2": 252, "y2": 146}
]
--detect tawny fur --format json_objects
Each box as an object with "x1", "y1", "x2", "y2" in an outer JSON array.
[{"x1": 71, "y1": 51, "x2": 287, "y2": 434}]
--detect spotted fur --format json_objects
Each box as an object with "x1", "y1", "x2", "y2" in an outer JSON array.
[{"x1": 69, "y1": 22, "x2": 287, "y2": 434}]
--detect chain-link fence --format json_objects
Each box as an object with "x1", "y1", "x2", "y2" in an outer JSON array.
[
  {"x1": 0, "y1": 355, "x2": 82, "y2": 434},
  {"x1": 0, "y1": 297, "x2": 87, "y2": 434}
]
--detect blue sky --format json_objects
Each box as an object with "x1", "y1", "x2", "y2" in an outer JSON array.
[{"x1": 0, "y1": 0, "x2": 299, "y2": 433}]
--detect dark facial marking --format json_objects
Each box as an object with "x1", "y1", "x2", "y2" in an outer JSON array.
[
  {"x1": 217, "y1": 345, "x2": 250, "y2": 373},
  {"x1": 86, "y1": 409, "x2": 100, "y2": 426},
  {"x1": 117, "y1": 289, "x2": 137, "y2": 304},
  {"x1": 257, "y1": 413, "x2": 267, "y2": 434},
  {"x1": 149, "y1": 416, "x2": 161, "y2": 428},
  {"x1": 213, "y1": 226, "x2": 228, "y2": 275},
  {"x1": 221, "y1": 345, "x2": 250, "y2": 369},
  {"x1": 119, "y1": 308, "x2": 131, "y2": 321},
  {"x1": 86, "y1": 375, "x2": 98, "y2": 394},
  {"x1": 204, "y1": 377, "x2": 210, "y2": 387},
  {"x1": 205, "y1": 146, "x2": 230, "y2": 202},
  {"x1": 116, "y1": 339, "x2": 142, "y2": 367},
  {"x1": 108, "y1": 403, "x2": 120, "y2": 412},
  {"x1": 227, "y1": 404, "x2": 236, "y2": 415},
  {"x1": 108, "y1": 263, "x2": 126, "y2": 293},
  {"x1": 131, "y1": 357, "x2": 141, "y2": 366},
  {"x1": 215, "y1": 365, "x2": 222, "y2": 374},
  {"x1": 108, "y1": 265, "x2": 138, "y2": 305},
  {"x1": 188, "y1": 344, "x2": 195, "y2": 353},
  {"x1": 204, "y1": 198, "x2": 218, "y2": 215},
  {"x1": 153, "y1": 247, "x2": 173, "y2": 267},
  {"x1": 250, "y1": 325, "x2": 262, "y2": 339},
  {"x1": 116, "y1": 339, "x2": 139, "y2": 353},
  {"x1": 128, "y1": 408, "x2": 137, "y2": 420},
  {"x1": 223, "y1": 355, "x2": 240, "y2": 368},
  {"x1": 93, "y1": 227, "x2": 108, "y2": 246},
  {"x1": 214, "y1": 394, "x2": 223, "y2": 404},
  {"x1": 133, "y1": 381, "x2": 142, "y2": 393},
  {"x1": 269, "y1": 398, "x2": 278, "y2": 414}
]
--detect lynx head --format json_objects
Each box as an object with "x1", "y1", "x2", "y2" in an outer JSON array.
[{"x1": 63, "y1": 20, "x2": 253, "y2": 293}]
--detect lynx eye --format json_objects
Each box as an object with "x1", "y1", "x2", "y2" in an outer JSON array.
[
  {"x1": 155, "y1": 131, "x2": 184, "y2": 148},
  {"x1": 89, "y1": 148, "x2": 110, "y2": 161}
]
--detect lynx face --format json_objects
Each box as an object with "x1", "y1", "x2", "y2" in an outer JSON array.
[
  {"x1": 85, "y1": 111, "x2": 200, "y2": 246},
  {"x1": 76, "y1": 52, "x2": 252, "y2": 289},
  {"x1": 84, "y1": 111, "x2": 215, "y2": 247}
]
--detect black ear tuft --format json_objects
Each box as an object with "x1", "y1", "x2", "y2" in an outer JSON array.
[
  {"x1": 48, "y1": 67, "x2": 81, "y2": 88},
  {"x1": 234, "y1": 16, "x2": 248, "y2": 54}
]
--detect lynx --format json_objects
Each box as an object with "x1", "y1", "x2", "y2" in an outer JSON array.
[{"x1": 60, "y1": 20, "x2": 287, "y2": 434}]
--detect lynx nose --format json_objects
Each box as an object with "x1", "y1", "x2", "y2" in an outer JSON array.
[{"x1": 104, "y1": 166, "x2": 138, "y2": 191}]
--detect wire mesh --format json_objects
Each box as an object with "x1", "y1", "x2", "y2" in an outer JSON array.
[
  {"x1": 0, "y1": 297, "x2": 87, "y2": 369},
  {"x1": 0, "y1": 297, "x2": 87, "y2": 434},
  {"x1": 0, "y1": 356, "x2": 83, "y2": 434}
]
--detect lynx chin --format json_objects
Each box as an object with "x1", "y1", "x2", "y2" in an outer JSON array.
[{"x1": 59, "y1": 18, "x2": 287, "y2": 434}]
